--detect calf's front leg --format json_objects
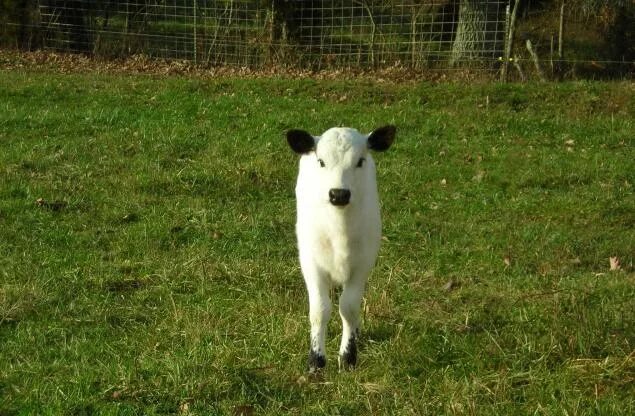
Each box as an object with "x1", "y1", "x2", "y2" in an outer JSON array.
[{"x1": 304, "y1": 268, "x2": 331, "y2": 372}]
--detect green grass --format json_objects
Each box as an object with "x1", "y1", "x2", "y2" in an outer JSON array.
[{"x1": 0, "y1": 70, "x2": 634, "y2": 415}]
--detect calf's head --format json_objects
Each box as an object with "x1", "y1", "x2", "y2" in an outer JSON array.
[{"x1": 287, "y1": 126, "x2": 396, "y2": 207}]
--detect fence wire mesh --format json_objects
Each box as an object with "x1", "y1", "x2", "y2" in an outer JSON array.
[{"x1": 35, "y1": 0, "x2": 508, "y2": 69}]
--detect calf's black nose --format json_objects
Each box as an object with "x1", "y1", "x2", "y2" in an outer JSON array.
[{"x1": 329, "y1": 188, "x2": 351, "y2": 206}]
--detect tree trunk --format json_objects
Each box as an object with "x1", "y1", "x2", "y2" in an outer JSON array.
[
  {"x1": 450, "y1": 0, "x2": 502, "y2": 67},
  {"x1": 17, "y1": 0, "x2": 39, "y2": 50},
  {"x1": 275, "y1": 0, "x2": 325, "y2": 46}
]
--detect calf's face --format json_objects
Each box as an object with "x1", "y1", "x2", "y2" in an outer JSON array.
[{"x1": 287, "y1": 126, "x2": 395, "y2": 207}]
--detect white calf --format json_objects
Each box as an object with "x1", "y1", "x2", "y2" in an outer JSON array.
[{"x1": 286, "y1": 125, "x2": 396, "y2": 371}]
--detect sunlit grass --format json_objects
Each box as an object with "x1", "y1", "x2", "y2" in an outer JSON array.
[{"x1": 0, "y1": 71, "x2": 634, "y2": 415}]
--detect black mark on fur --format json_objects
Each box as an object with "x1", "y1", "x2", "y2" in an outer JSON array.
[
  {"x1": 340, "y1": 336, "x2": 358, "y2": 370},
  {"x1": 308, "y1": 349, "x2": 326, "y2": 372}
]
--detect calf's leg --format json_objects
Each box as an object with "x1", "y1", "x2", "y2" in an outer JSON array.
[
  {"x1": 338, "y1": 277, "x2": 366, "y2": 370},
  {"x1": 304, "y1": 269, "x2": 331, "y2": 372}
]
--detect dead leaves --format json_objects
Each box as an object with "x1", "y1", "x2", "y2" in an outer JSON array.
[
  {"x1": 0, "y1": 49, "x2": 483, "y2": 83},
  {"x1": 499, "y1": 253, "x2": 631, "y2": 275}
]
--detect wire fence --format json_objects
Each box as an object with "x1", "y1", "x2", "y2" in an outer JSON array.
[
  {"x1": 34, "y1": 0, "x2": 508, "y2": 69},
  {"x1": 2, "y1": 1, "x2": 633, "y2": 76}
]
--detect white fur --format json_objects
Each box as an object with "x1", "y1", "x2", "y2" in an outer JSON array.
[{"x1": 288, "y1": 126, "x2": 394, "y2": 370}]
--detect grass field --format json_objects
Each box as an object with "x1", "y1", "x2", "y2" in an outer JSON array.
[{"x1": 0, "y1": 70, "x2": 634, "y2": 415}]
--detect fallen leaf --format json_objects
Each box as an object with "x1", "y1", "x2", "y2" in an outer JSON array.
[
  {"x1": 443, "y1": 279, "x2": 458, "y2": 292},
  {"x1": 609, "y1": 257, "x2": 621, "y2": 271},
  {"x1": 472, "y1": 170, "x2": 486, "y2": 182},
  {"x1": 122, "y1": 213, "x2": 139, "y2": 223},
  {"x1": 35, "y1": 198, "x2": 67, "y2": 211},
  {"x1": 362, "y1": 382, "x2": 385, "y2": 393},
  {"x1": 296, "y1": 375, "x2": 308, "y2": 385},
  {"x1": 233, "y1": 405, "x2": 254, "y2": 416}
]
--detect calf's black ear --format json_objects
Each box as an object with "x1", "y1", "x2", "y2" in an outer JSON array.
[
  {"x1": 286, "y1": 129, "x2": 315, "y2": 154},
  {"x1": 368, "y1": 125, "x2": 396, "y2": 152}
]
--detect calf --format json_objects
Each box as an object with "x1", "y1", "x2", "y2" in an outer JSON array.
[{"x1": 286, "y1": 125, "x2": 396, "y2": 372}]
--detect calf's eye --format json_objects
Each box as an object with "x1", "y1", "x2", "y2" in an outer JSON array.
[
  {"x1": 356, "y1": 157, "x2": 365, "y2": 168},
  {"x1": 318, "y1": 158, "x2": 325, "y2": 168}
]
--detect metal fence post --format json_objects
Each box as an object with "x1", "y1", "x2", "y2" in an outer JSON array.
[{"x1": 193, "y1": 0, "x2": 197, "y2": 64}]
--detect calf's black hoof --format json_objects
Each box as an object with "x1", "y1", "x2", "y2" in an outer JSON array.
[
  {"x1": 308, "y1": 349, "x2": 326, "y2": 373},
  {"x1": 339, "y1": 338, "x2": 357, "y2": 370}
]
